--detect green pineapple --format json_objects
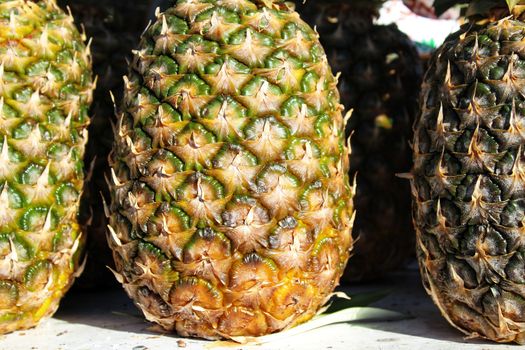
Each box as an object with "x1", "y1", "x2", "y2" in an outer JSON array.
[
  {"x1": 413, "y1": 0, "x2": 525, "y2": 343},
  {"x1": 296, "y1": 0, "x2": 422, "y2": 281},
  {"x1": 108, "y1": 0, "x2": 354, "y2": 339},
  {"x1": 0, "y1": 0, "x2": 93, "y2": 333}
]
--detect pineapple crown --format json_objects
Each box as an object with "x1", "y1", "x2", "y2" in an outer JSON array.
[{"x1": 435, "y1": 0, "x2": 525, "y2": 18}]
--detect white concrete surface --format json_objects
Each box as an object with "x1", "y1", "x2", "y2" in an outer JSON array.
[{"x1": 0, "y1": 264, "x2": 517, "y2": 350}]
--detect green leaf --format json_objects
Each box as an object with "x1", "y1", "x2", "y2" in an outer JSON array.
[
  {"x1": 213, "y1": 291, "x2": 410, "y2": 345},
  {"x1": 227, "y1": 307, "x2": 410, "y2": 345}
]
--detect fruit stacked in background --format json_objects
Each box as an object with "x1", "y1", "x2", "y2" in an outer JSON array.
[
  {"x1": 0, "y1": 0, "x2": 93, "y2": 333},
  {"x1": 412, "y1": 0, "x2": 525, "y2": 343},
  {"x1": 296, "y1": 0, "x2": 423, "y2": 281},
  {"x1": 56, "y1": 0, "x2": 152, "y2": 289},
  {"x1": 108, "y1": 0, "x2": 354, "y2": 339}
]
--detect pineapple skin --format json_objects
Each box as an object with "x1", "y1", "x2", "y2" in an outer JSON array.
[
  {"x1": 413, "y1": 19, "x2": 525, "y2": 344},
  {"x1": 57, "y1": 0, "x2": 151, "y2": 289},
  {"x1": 108, "y1": 0, "x2": 354, "y2": 339},
  {"x1": 296, "y1": 1, "x2": 422, "y2": 281},
  {"x1": 0, "y1": 0, "x2": 93, "y2": 333}
]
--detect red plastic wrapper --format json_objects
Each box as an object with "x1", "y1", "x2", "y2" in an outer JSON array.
[{"x1": 403, "y1": 0, "x2": 460, "y2": 19}]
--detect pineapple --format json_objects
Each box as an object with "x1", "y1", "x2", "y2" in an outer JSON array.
[
  {"x1": 56, "y1": 0, "x2": 152, "y2": 289},
  {"x1": 108, "y1": 0, "x2": 354, "y2": 339},
  {"x1": 412, "y1": 0, "x2": 525, "y2": 343},
  {"x1": 296, "y1": 0, "x2": 423, "y2": 281},
  {"x1": 0, "y1": 0, "x2": 93, "y2": 333}
]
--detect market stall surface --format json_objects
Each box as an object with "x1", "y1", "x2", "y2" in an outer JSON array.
[{"x1": 1, "y1": 264, "x2": 515, "y2": 350}]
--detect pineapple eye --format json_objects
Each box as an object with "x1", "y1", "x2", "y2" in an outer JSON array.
[
  {"x1": 0, "y1": 184, "x2": 24, "y2": 209},
  {"x1": 0, "y1": 280, "x2": 18, "y2": 309},
  {"x1": 0, "y1": 233, "x2": 33, "y2": 261},
  {"x1": 47, "y1": 143, "x2": 69, "y2": 159},
  {"x1": 20, "y1": 206, "x2": 55, "y2": 232},
  {"x1": 55, "y1": 183, "x2": 79, "y2": 206},
  {"x1": 24, "y1": 260, "x2": 52, "y2": 292},
  {"x1": 20, "y1": 164, "x2": 45, "y2": 185},
  {"x1": 13, "y1": 87, "x2": 34, "y2": 103},
  {"x1": 12, "y1": 122, "x2": 33, "y2": 140},
  {"x1": 489, "y1": 66, "x2": 505, "y2": 80}
]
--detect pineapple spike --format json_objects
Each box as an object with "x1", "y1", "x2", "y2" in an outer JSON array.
[
  {"x1": 107, "y1": 225, "x2": 122, "y2": 247},
  {"x1": 101, "y1": 193, "x2": 110, "y2": 219},
  {"x1": 70, "y1": 233, "x2": 83, "y2": 258},
  {"x1": 343, "y1": 109, "x2": 353, "y2": 126},
  {"x1": 346, "y1": 130, "x2": 354, "y2": 154},
  {"x1": 0, "y1": 136, "x2": 9, "y2": 163},
  {"x1": 109, "y1": 89, "x2": 118, "y2": 116},
  {"x1": 92, "y1": 74, "x2": 98, "y2": 92},
  {"x1": 42, "y1": 207, "x2": 53, "y2": 234},
  {"x1": 351, "y1": 172, "x2": 358, "y2": 198},
  {"x1": 73, "y1": 255, "x2": 88, "y2": 278},
  {"x1": 84, "y1": 155, "x2": 96, "y2": 183},
  {"x1": 110, "y1": 168, "x2": 121, "y2": 187},
  {"x1": 108, "y1": 266, "x2": 125, "y2": 284},
  {"x1": 0, "y1": 183, "x2": 12, "y2": 226}
]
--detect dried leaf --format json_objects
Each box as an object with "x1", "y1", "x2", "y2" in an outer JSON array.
[{"x1": 216, "y1": 307, "x2": 409, "y2": 345}]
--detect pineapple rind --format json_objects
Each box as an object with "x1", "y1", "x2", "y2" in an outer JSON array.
[
  {"x1": 413, "y1": 18, "x2": 525, "y2": 344},
  {"x1": 109, "y1": 0, "x2": 354, "y2": 339},
  {"x1": 0, "y1": 0, "x2": 93, "y2": 334}
]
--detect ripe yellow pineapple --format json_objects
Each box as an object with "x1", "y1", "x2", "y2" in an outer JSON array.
[
  {"x1": 108, "y1": 0, "x2": 354, "y2": 339},
  {"x1": 0, "y1": 0, "x2": 94, "y2": 333}
]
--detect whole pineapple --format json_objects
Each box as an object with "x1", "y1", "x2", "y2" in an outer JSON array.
[
  {"x1": 412, "y1": 0, "x2": 525, "y2": 343},
  {"x1": 108, "y1": 0, "x2": 354, "y2": 339},
  {"x1": 296, "y1": 0, "x2": 423, "y2": 281},
  {"x1": 56, "y1": 0, "x2": 152, "y2": 289},
  {"x1": 0, "y1": 0, "x2": 93, "y2": 333}
]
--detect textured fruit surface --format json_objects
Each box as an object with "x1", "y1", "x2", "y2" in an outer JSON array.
[
  {"x1": 296, "y1": 1, "x2": 422, "y2": 281},
  {"x1": 108, "y1": 0, "x2": 354, "y2": 339},
  {"x1": 0, "y1": 0, "x2": 93, "y2": 333},
  {"x1": 412, "y1": 18, "x2": 525, "y2": 344},
  {"x1": 57, "y1": 0, "x2": 151, "y2": 289}
]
